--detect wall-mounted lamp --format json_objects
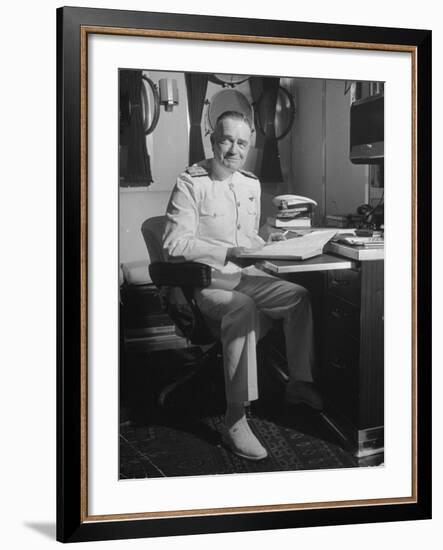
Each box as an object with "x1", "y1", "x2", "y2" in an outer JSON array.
[{"x1": 159, "y1": 78, "x2": 179, "y2": 112}]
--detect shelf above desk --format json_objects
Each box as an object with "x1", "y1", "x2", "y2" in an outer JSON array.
[{"x1": 257, "y1": 253, "x2": 356, "y2": 274}]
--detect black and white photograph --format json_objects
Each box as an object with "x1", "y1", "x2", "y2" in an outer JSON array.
[
  {"x1": 52, "y1": 5, "x2": 432, "y2": 543},
  {"x1": 118, "y1": 69, "x2": 385, "y2": 479},
  {"x1": 0, "y1": 0, "x2": 437, "y2": 546}
]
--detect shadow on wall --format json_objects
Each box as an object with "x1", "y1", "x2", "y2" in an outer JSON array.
[{"x1": 119, "y1": 190, "x2": 171, "y2": 265}]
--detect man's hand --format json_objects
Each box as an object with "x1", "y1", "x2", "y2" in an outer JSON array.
[
  {"x1": 226, "y1": 247, "x2": 247, "y2": 262},
  {"x1": 267, "y1": 231, "x2": 287, "y2": 243}
]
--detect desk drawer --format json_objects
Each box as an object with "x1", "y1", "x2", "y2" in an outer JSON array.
[
  {"x1": 327, "y1": 268, "x2": 361, "y2": 306},
  {"x1": 321, "y1": 337, "x2": 359, "y2": 420},
  {"x1": 322, "y1": 374, "x2": 359, "y2": 420},
  {"x1": 326, "y1": 295, "x2": 361, "y2": 339},
  {"x1": 324, "y1": 327, "x2": 360, "y2": 378}
]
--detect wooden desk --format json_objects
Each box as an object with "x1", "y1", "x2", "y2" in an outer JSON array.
[{"x1": 258, "y1": 251, "x2": 384, "y2": 461}]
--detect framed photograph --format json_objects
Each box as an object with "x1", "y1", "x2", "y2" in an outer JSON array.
[{"x1": 57, "y1": 6, "x2": 432, "y2": 543}]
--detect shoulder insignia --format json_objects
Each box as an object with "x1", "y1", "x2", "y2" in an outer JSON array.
[
  {"x1": 186, "y1": 164, "x2": 209, "y2": 177},
  {"x1": 239, "y1": 169, "x2": 258, "y2": 180}
]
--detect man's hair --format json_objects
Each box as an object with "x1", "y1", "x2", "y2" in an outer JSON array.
[{"x1": 214, "y1": 110, "x2": 252, "y2": 132}]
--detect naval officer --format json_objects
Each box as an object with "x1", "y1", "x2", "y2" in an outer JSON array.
[{"x1": 163, "y1": 110, "x2": 322, "y2": 461}]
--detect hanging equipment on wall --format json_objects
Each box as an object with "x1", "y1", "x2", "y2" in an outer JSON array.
[
  {"x1": 140, "y1": 75, "x2": 161, "y2": 135},
  {"x1": 119, "y1": 69, "x2": 153, "y2": 187},
  {"x1": 255, "y1": 85, "x2": 295, "y2": 141},
  {"x1": 185, "y1": 73, "x2": 209, "y2": 166},
  {"x1": 158, "y1": 78, "x2": 179, "y2": 112},
  {"x1": 254, "y1": 79, "x2": 293, "y2": 183}
]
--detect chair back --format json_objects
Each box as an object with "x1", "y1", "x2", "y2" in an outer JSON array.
[
  {"x1": 141, "y1": 216, "x2": 166, "y2": 263},
  {"x1": 140, "y1": 215, "x2": 216, "y2": 345}
]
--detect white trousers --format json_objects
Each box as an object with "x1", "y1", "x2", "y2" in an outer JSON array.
[{"x1": 194, "y1": 271, "x2": 314, "y2": 404}]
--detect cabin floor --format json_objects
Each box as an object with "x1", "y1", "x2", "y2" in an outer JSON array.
[{"x1": 118, "y1": 346, "x2": 377, "y2": 479}]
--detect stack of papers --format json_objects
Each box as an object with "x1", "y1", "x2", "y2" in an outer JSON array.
[
  {"x1": 239, "y1": 230, "x2": 338, "y2": 260},
  {"x1": 337, "y1": 236, "x2": 384, "y2": 248}
]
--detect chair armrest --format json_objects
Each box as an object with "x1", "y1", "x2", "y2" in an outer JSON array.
[{"x1": 149, "y1": 261, "x2": 212, "y2": 289}]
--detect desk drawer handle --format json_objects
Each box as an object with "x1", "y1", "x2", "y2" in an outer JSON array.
[
  {"x1": 330, "y1": 308, "x2": 352, "y2": 320},
  {"x1": 331, "y1": 279, "x2": 350, "y2": 287},
  {"x1": 331, "y1": 308, "x2": 343, "y2": 319},
  {"x1": 331, "y1": 360, "x2": 347, "y2": 370}
]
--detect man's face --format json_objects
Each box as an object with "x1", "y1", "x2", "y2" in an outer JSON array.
[{"x1": 212, "y1": 117, "x2": 251, "y2": 173}]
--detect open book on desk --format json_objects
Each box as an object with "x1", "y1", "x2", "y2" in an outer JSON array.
[{"x1": 238, "y1": 229, "x2": 338, "y2": 260}]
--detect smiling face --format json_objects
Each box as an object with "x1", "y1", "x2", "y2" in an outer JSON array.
[{"x1": 211, "y1": 117, "x2": 251, "y2": 178}]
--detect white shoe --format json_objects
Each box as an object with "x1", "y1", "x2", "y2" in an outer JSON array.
[
  {"x1": 285, "y1": 381, "x2": 324, "y2": 411},
  {"x1": 222, "y1": 416, "x2": 268, "y2": 461}
]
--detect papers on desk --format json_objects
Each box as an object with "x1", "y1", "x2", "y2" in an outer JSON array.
[{"x1": 239, "y1": 229, "x2": 338, "y2": 260}]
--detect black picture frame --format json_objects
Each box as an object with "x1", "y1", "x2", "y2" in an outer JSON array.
[{"x1": 57, "y1": 6, "x2": 432, "y2": 543}]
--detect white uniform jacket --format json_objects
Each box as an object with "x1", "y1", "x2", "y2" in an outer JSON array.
[{"x1": 162, "y1": 161, "x2": 265, "y2": 290}]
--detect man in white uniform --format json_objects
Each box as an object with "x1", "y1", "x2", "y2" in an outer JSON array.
[{"x1": 163, "y1": 111, "x2": 322, "y2": 461}]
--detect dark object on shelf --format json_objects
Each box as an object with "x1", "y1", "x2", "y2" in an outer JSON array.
[
  {"x1": 350, "y1": 93, "x2": 384, "y2": 165},
  {"x1": 356, "y1": 202, "x2": 384, "y2": 229}
]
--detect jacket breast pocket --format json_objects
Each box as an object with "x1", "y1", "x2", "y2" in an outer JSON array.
[{"x1": 198, "y1": 202, "x2": 226, "y2": 234}]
